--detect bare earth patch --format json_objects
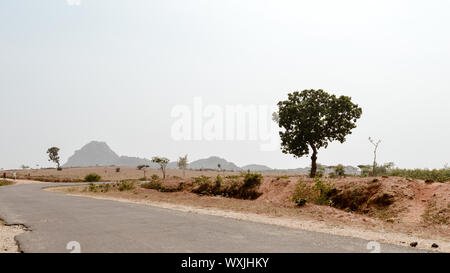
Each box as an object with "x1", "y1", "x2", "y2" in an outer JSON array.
[
  {"x1": 0, "y1": 220, "x2": 26, "y2": 253},
  {"x1": 48, "y1": 176, "x2": 449, "y2": 253}
]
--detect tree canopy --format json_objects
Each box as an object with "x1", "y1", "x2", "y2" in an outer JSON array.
[
  {"x1": 46, "y1": 147, "x2": 61, "y2": 169},
  {"x1": 275, "y1": 89, "x2": 362, "y2": 177}
]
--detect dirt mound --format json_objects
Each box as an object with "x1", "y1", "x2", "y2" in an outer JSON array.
[{"x1": 256, "y1": 176, "x2": 449, "y2": 227}]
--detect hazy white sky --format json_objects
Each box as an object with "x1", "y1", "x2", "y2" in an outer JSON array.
[{"x1": 1, "y1": 0, "x2": 449, "y2": 170}]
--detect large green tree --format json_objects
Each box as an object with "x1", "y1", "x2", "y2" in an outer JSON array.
[{"x1": 274, "y1": 89, "x2": 362, "y2": 177}]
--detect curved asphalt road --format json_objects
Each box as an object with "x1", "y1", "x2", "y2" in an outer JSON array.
[{"x1": 0, "y1": 183, "x2": 422, "y2": 253}]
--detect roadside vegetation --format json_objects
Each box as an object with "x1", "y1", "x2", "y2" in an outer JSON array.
[
  {"x1": 84, "y1": 173, "x2": 102, "y2": 182},
  {"x1": 0, "y1": 180, "x2": 14, "y2": 186},
  {"x1": 388, "y1": 167, "x2": 450, "y2": 183}
]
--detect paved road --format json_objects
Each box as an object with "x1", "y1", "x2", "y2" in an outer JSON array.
[{"x1": 0, "y1": 183, "x2": 422, "y2": 253}]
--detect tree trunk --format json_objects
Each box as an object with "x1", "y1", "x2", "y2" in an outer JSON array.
[
  {"x1": 372, "y1": 147, "x2": 377, "y2": 176},
  {"x1": 310, "y1": 146, "x2": 318, "y2": 178}
]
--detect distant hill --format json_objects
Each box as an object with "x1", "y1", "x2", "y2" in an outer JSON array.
[
  {"x1": 188, "y1": 156, "x2": 241, "y2": 171},
  {"x1": 63, "y1": 141, "x2": 158, "y2": 168},
  {"x1": 63, "y1": 141, "x2": 120, "y2": 167},
  {"x1": 63, "y1": 141, "x2": 360, "y2": 175},
  {"x1": 241, "y1": 164, "x2": 272, "y2": 171}
]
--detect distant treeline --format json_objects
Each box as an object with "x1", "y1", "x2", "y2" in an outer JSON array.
[{"x1": 388, "y1": 168, "x2": 450, "y2": 182}]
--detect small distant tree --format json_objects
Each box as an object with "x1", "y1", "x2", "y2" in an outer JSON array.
[
  {"x1": 137, "y1": 164, "x2": 150, "y2": 180},
  {"x1": 152, "y1": 157, "x2": 169, "y2": 179},
  {"x1": 334, "y1": 164, "x2": 346, "y2": 177},
  {"x1": 358, "y1": 165, "x2": 372, "y2": 177},
  {"x1": 47, "y1": 147, "x2": 61, "y2": 170},
  {"x1": 21, "y1": 164, "x2": 30, "y2": 170},
  {"x1": 177, "y1": 155, "x2": 188, "y2": 178},
  {"x1": 274, "y1": 90, "x2": 362, "y2": 177},
  {"x1": 369, "y1": 137, "x2": 381, "y2": 176},
  {"x1": 217, "y1": 163, "x2": 222, "y2": 172}
]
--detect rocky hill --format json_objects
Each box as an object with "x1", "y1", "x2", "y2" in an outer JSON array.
[{"x1": 63, "y1": 141, "x2": 360, "y2": 175}]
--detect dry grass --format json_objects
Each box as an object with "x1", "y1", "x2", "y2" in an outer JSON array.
[{"x1": 4, "y1": 167, "x2": 251, "y2": 182}]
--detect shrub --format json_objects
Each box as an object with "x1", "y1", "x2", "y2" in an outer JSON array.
[
  {"x1": 389, "y1": 167, "x2": 450, "y2": 182},
  {"x1": 222, "y1": 179, "x2": 241, "y2": 197},
  {"x1": 88, "y1": 182, "x2": 97, "y2": 192},
  {"x1": 215, "y1": 174, "x2": 223, "y2": 187},
  {"x1": 0, "y1": 180, "x2": 14, "y2": 186},
  {"x1": 358, "y1": 165, "x2": 371, "y2": 177},
  {"x1": 151, "y1": 174, "x2": 161, "y2": 182},
  {"x1": 243, "y1": 173, "x2": 262, "y2": 188},
  {"x1": 192, "y1": 176, "x2": 213, "y2": 195},
  {"x1": 139, "y1": 177, "x2": 148, "y2": 181},
  {"x1": 193, "y1": 175, "x2": 211, "y2": 184},
  {"x1": 141, "y1": 180, "x2": 162, "y2": 190},
  {"x1": 238, "y1": 173, "x2": 262, "y2": 199},
  {"x1": 312, "y1": 179, "x2": 334, "y2": 205},
  {"x1": 118, "y1": 181, "x2": 135, "y2": 191},
  {"x1": 84, "y1": 173, "x2": 101, "y2": 182},
  {"x1": 294, "y1": 198, "x2": 307, "y2": 207},
  {"x1": 292, "y1": 179, "x2": 335, "y2": 206},
  {"x1": 191, "y1": 173, "x2": 262, "y2": 199},
  {"x1": 333, "y1": 164, "x2": 346, "y2": 178},
  {"x1": 225, "y1": 175, "x2": 242, "y2": 179},
  {"x1": 116, "y1": 167, "x2": 121, "y2": 173},
  {"x1": 88, "y1": 183, "x2": 111, "y2": 193}
]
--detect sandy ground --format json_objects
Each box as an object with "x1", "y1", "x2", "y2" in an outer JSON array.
[
  {"x1": 4, "y1": 167, "x2": 246, "y2": 182},
  {"x1": 0, "y1": 221, "x2": 26, "y2": 253}
]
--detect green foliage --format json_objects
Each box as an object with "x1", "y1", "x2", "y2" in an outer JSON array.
[
  {"x1": 46, "y1": 147, "x2": 61, "y2": 169},
  {"x1": 374, "y1": 162, "x2": 395, "y2": 176},
  {"x1": 191, "y1": 173, "x2": 262, "y2": 200},
  {"x1": 358, "y1": 165, "x2": 371, "y2": 177},
  {"x1": 88, "y1": 183, "x2": 111, "y2": 193},
  {"x1": 312, "y1": 179, "x2": 334, "y2": 205},
  {"x1": 333, "y1": 164, "x2": 346, "y2": 177},
  {"x1": 275, "y1": 90, "x2": 362, "y2": 177},
  {"x1": 292, "y1": 178, "x2": 335, "y2": 206},
  {"x1": 243, "y1": 173, "x2": 262, "y2": 188},
  {"x1": 137, "y1": 165, "x2": 149, "y2": 170},
  {"x1": 141, "y1": 180, "x2": 162, "y2": 190},
  {"x1": 177, "y1": 155, "x2": 188, "y2": 169},
  {"x1": 225, "y1": 175, "x2": 242, "y2": 179},
  {"x1": 315, "y1": 164, "x2": 325, "y2": 178},
  {"x1": 0, "y1": 180, "x2": 14, "y2": 186},
  {"x1": 178, "y1": 154, "x2": 188, "y2": 177},
  {"x1": 152, "y1": 156, "x2": 170, "y2": 179},
  {"x1": 151, "y1": 174, "x2": 161, "y2": 181},
  {"x1": 240, "y1": 173, "x2": 263, "y2": 199},
  {"x1": 84, "y1": 173, "x2": 101, "y2": 182},
  {"x1": 215, "y1": 175, "x2": 223, "y2": 187},
  {"x1": 193, "y1": 175, "x2": 211, "y2": 185},
  {"x1": 389, "y1": 167, "x2": 450, "y2": 182},
  {"x1": 118, "y1": 181, "x2": 135, "y2": 191},
  {"x1": 292, "y1": 180, "x2": 316, "y2": 204}
]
